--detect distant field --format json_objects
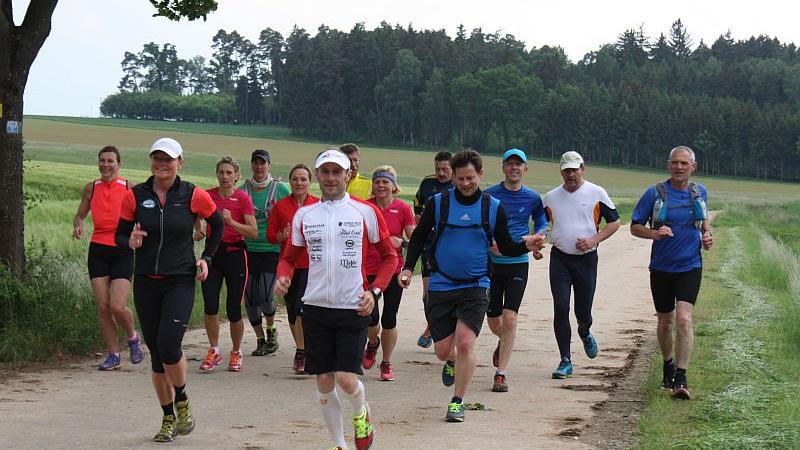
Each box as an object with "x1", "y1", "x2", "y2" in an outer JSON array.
[
  {"x1": 23, "y1": 117, "x2": 800, "y2": 206},
  {"x1": 27, "y1": 115, "x2": 299, "y2": 142}
]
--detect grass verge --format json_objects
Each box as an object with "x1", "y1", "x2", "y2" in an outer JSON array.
[{"x1": 636, "y1": 204, "x2": 800, "y2": 449}]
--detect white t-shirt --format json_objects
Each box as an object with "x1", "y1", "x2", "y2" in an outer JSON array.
[
  {"x1": 543, "y1": 181, "x2": 617, "y2": 255},
  {"x1": 291, "y1": 193, "x2": 387, "y2": 309}
]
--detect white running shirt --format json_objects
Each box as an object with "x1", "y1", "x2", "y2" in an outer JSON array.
[
  {"x1": 543, "y1": 181, "x2": 616, "y2": 255},
  {"x1": 291, "y1": 193, "x2": 388, "y2": 309}
]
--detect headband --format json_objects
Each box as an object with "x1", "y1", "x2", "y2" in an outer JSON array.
[{"x1": 372, "y1": 171, "x2": 397, "y2": 185}]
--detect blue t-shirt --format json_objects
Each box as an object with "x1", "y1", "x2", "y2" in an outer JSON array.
[
  {"x1": 631, "y1": 180, "x2": 708, "y2": 273},
  {"x1": 485, "y1": 182, "x2": 548, "y2": 264},
  {"x1": 429, "y1": 190, "x2": 499, "y2": 292}
]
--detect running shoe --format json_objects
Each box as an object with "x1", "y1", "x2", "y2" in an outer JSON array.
[
  {"x1": 417, "y1": 330, "x2": 432, "y2": 348},
  {"x1": 671, "y1": 374, "x2": 691, "y2": 400},
  {"x1": 153, "y1": 414, "x2": 176, "y2": 443},
  {"x1": 128, "y1": 335, "x2": 145, "y2": 364},
  {"x1": 228, "y1": 351, "x2": 242, "y2": 372},
  {"x1": 98, "y1": 353, "x2": 121, "y2": 371},
  {"x1": 445, "y1": 401, "x2": 465, "y2": 423},
  {"x1": 352, "y1": 403, "x2": 375, "y2": 450},
  {"x1": 362, "y1": 338, "x2": 380, "y2": 370},
  {"x1": 199, "y1": 348, "x2": 222, "y2": 372},
  {"x1": 379, "y1": 361, "x2": 395, "y2": 381},
  {"x1": 266, "y1": 327, "x2": 279, "y2": 354},
  {"x1": 661, "y1": 359, "x2": 676, "y2": 390},
  {"x1": 175, "y1": 399, "x2": 195, "y2": 435},
  {"x1": 441, "y1": 360, "x2": 455, "y2": 386},
  {"x1": 252, "y1": 337, "x2": 268, "y2": 356},
  {"x1": 582, "y1": 333, "x2": 598, "y2": 359},
  {"x1": 326, "y1": 448, "x2": 344, "y2": 450},
  {"x1": 492, "y1": 341, "x2": 500, "y2": 368},
  {"x1": 293, "y1": 349, "x2": 306, "y2": 374},
  {"x1": 552, "y1": 357, "x2": 573, "y2": 379},
  {"x1": 492, "y1": 372, "x2": 508, "y2": 392}
]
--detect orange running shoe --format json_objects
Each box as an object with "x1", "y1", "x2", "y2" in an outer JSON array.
[
  {"x1": 199, "y1": 348, "x2": 222, "y2": 372},
  {"x1": 228, "y1": 351, "x2": 242, "y2": 372}
]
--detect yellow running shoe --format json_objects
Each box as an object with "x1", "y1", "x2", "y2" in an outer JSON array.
[
  {"x1": 175, "y1": 399, "x2": 195, "y2": 435},
  {"x1": 153, "y1": 415, "x2": 176, "y2": 443}
]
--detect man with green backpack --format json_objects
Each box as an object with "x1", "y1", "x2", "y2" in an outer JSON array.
[{"x1": 631, "y1": 146, "x2": 714, "y2": 400}]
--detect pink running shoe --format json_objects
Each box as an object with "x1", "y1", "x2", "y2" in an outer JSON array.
[
  {"x1": 379, "y1": 361, "x2": 395, "y2": 381},
  {"x1": 228, "y1": 351, "x2": 242, "y2": 372},
  {"x1": 199, "y1": 348, "x2": 222, "y2": 372}
]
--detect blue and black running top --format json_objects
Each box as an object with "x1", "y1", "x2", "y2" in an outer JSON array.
[
  {"x1": 485, "y1": 182, "x2": 548, "y2": 265},
  {"x1": 403, "y1": 188, "x2": 529, "y2": 292},
  {"x1": 631, "y1": 180, "x2": 709, "y2": 273}
]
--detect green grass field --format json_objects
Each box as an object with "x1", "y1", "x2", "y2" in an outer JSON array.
[
  {"x1": 636, "y1": 205, "x2": 800, "y2": 448},
  {"x1": 6, "y1": 117, "x2": 800, "y2": 446}
]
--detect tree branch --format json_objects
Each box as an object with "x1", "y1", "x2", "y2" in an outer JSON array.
[
  {"x1": 16, "y1": 0, "x2": 58, "y2": 70},
  {"x1": 0, "y1": 0, "x2": 12, "y2": 39}
]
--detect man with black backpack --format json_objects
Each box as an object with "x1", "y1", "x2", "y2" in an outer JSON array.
[
  {"x1": 631, "y1": 146, "x2": 713, "y2": 400},
  {"x1": 398, "y1": 149, "x2": 544, "y2": 423}
]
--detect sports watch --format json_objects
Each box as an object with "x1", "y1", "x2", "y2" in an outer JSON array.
[{"x1": 370, "y1": 287, "x2": 382, "y2": 301}]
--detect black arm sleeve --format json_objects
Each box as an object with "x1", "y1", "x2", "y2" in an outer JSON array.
[
  {"x1": 201, "y1": 210, "x2": 224, "y2": 259},
  {"x1": 493, "y1": 204, "x2": 529, "y2": 257},
  {"x1": 115, "y1": 218, "x2": 134, "y2": 249},
  {"x1": 403, "y1": 197, "x2": 436, "y2": 271},
  {"x1": 600, "y1": 202, "x2": 620, "y2": 223}
]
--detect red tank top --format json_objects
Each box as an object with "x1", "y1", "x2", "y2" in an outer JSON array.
[{"x1": 90, "y1": 177, "x2": 129, "y2": 246}]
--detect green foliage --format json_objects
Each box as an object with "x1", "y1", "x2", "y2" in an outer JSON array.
[
  {"x1": 0, "y1": 243, "x2": 102, "y2": 363},
  {"x1": 100, "y1": 91, "x2": 235, "y2": 123},
  {"x1": 103, "y1": 20, "x2": 800, "y2": 181},
  {"x1": 149, "y1": 0, "x2": 217, "y2": 21}
]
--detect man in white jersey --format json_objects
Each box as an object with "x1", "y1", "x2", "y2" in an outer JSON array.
[
  {"x1": 275, "y1": 149, "x2": 396, "y2": 450},
  {"x1": 543, "y1": 151, "x2": 620, "y2": 379}
]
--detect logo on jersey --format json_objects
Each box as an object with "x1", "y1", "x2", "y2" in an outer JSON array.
[
  {"x1": 339, "y1": 259, "x2": 359, "y2": 269},
  {"x1": 518, "y1": 207, "x2": 525, "y2": 212},
  {"x1": 459, "y1": 213, "x2": 471, "y2": 221},
  {"x1": 345, "y1": 240, "x2": 354, "y2": 248},
  {"x1": 338, "y1": 228, "x2": 363, "y2": 238},
  {"x1": 142, "y1": 199, "x2": 156, "y2": 209}
]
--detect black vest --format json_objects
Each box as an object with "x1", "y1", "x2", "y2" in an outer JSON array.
[{"x1": 132, "y1": 176, "x2": 198, "y2": 276}]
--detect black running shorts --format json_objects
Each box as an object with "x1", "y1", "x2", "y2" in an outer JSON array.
[
  {"x1": 302, "y1": 305, "x2": 370, "y2": 375},
  {"x1": 650, "y1": 268, "x2": 703, "y2": 313},
  {"x1": 87, "y1": 242, "x2": 133, "y2": 280},
  {"x1": 425, "y1": 287, "x2": 489, "y2": 342},
  {"x1": 487, "y1": 262, "x2": 529, "y2": 317}
]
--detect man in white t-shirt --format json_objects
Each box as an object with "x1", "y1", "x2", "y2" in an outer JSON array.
[{"x1": 543, "y1": 151, "x2": 620, "y2": 379}]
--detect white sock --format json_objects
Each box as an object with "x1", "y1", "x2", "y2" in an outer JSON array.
[
  {"x1": 343, "y1": 380, "x2": 366, "y2": 417},
  {"x1": 318, "y1": 388, "x2": 346, "y2": 448},
  {"x1": 212, "y1": 346, "x2": 220, "y2": 354}
]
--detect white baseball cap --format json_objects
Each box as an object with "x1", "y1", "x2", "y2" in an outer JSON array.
[
  {"x1": 560, "y1": 151, "x2": 583, "y2": 170},
  {"x1": 149, "y1": 138, "x2": 183, "y2": 159},
  {"x1": 314, "y1": 149, "x2": 350, "y2": 170}
]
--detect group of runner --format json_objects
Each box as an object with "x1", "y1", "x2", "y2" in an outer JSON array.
[{"x1": 74, "y1": 139, "x2": 711, "y2": 448}]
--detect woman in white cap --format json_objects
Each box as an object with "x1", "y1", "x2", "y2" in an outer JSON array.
[{"x1": 116, "y1": 137, "x2": 224, "y2": 443}]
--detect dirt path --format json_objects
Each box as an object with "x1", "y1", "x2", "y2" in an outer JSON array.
[{"x1": 0, "y1": 226, "x2": 656, "y2": 449}]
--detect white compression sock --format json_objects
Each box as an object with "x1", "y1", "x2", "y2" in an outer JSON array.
[
  {"x1": 318, "y1": 388, "x2": 346, "y2": 448},
  {"x1": 343, "y1": 379, "x2": 366, "y2": 417}
]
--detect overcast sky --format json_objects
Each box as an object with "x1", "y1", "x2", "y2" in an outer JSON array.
[{"x1": 17, "y1": 0, "x2": 800, "y2": 117}]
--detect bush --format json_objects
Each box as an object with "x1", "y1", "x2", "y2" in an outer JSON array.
[{"x1": 0, "y1": 243, "x2": 101, "y2": 363}]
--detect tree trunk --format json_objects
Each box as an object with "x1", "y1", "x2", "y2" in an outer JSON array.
[
  {"x1": 0, "y1": 0, "x2": 58, "y2": 276},
  {"x1": 0, "y1": 81, "x2": 25, "y2": 276}
]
